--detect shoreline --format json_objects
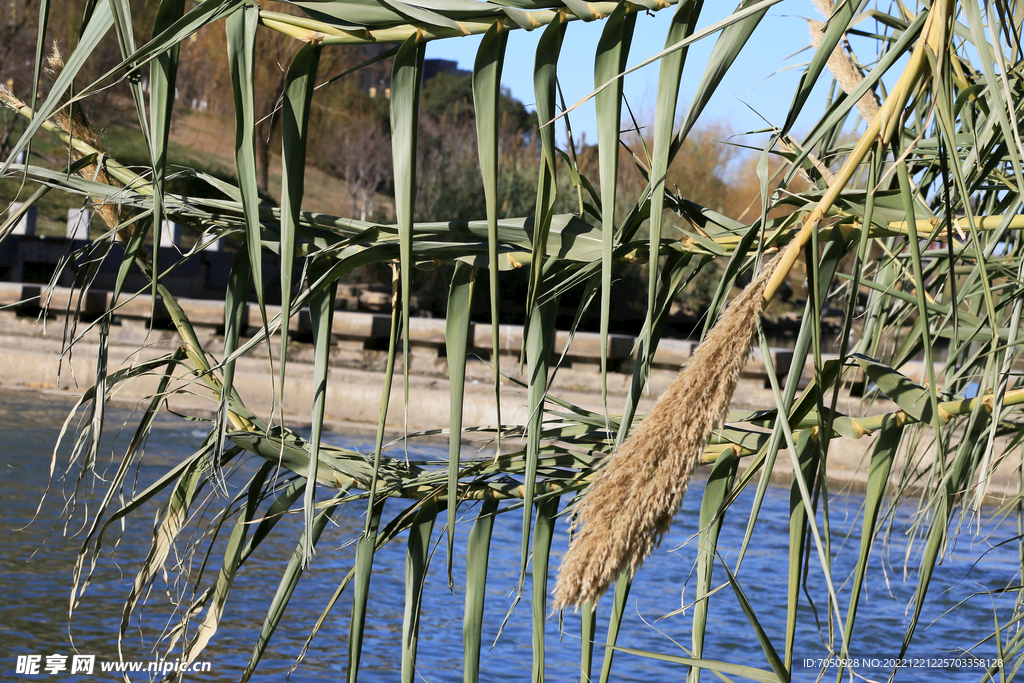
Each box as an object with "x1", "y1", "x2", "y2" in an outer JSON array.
[
  {"x1": 5, "y1": 381, "x2": 1020, "y2": 510},
  {"x1": 0, "y1": 305, "x2": 1019, "y2": 507}
]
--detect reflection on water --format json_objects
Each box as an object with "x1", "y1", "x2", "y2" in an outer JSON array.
[{"x1": 0, "y1": 388, "x2": 1019, "y2": 682}]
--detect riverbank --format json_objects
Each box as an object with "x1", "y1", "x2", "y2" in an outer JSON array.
[{"x1": 0, "y1": 298, "x2": 1020, "y2": 506}]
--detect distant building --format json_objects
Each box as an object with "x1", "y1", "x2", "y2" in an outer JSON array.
[
  {"x1": 361, "y1": 49, "x2": 469, "y2": 99},
  {"x1": 422, "y1": 59, "x2": 461, "y2": 81}
]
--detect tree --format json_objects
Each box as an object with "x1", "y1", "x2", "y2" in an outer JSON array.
[
  {"x1": 315, "y1": 91, "x2": 392, "y2": 221},
  {"x1": 2, "y1": 1, "x2": 1024, "y2": 681}
]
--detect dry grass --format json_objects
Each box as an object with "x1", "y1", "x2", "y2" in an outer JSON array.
[{"x1": 552, "y1": 252, "x2": 782, "y2": 612}]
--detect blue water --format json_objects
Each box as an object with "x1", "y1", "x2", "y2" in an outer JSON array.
[{"x1": 0, "y1": 387, "x2": 1019, "y2": 682}]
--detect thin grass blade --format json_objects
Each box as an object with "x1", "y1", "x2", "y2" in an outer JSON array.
[
  {"x1": 517, "y1": 294, "x2": 558, "y2": 598},
  {"x1": 217, "y1": 248, "x2": 251, "y2": 458},
  {"x1": 241, "y1": 500, "x2": 341, "y2": 683},
  {"x1": 834, "y1": 415, "x2": 901, "y2": 682},
  {"x1": 225, "y1": 1, "x2": 270, "y2": 336},
  {"x1": 119, "y1": 441, "x2": 211, "y2": 648},
  {"x1": 641, "y1": 0, "x2": 703, "y2": 392},
  {"x1": 722, "y1": 560, "x2": 789, "y2": 682},
  {"x1": 1, "y1": 0, "x2": 113, "y2": 176},
  {"x1": 185, "y1": 462, "x2": 273, "y2": 661},
  {"x1": 784, "y1": 429, "x2": 819, "y2": 670},
  {"x1": 525, "y1": 16, "x2": 566, "y2": 318},
  {"x1": 580, "y1": 598, "x2": 596, "y2": 683},
  {"x1": 598, "y1": 569, "x2": 631, "y2": 683},
  {"x1": 348, "y1": 270, "x2": 400, "y2": 683},
  {"x1": 674, "y1": 0, "x2": 767, "y2": 152}
]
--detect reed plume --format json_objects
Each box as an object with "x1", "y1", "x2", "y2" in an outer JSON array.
[
  {"x1": 553, "y1": 252, "x2": 782, "y2": 612},
  {"x1": 554, "y1": 0, "x2": 951, "y2": 608},
  {"x1": 807, "y1": 0, "x2": 880, "y2": 124}
]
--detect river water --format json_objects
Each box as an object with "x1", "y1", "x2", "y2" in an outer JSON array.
[{"x1": 0, "y1": 387, "x2": 1019, "y2": 682}]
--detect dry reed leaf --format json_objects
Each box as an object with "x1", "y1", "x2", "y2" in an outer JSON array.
[
  {"x1": 0, "y1": 45, "x2": 132, "y2": 237},
  {"x1": 552, "y1": 252, "x2": 782, "y2": 612},
  {"x1": 43, "y1": 45, "x2": 128, "y2": 232}
]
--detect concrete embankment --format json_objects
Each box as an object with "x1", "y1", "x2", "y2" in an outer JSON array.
[{"x1": 0, "y1": 282, "x2": 1019, "y2": 506}]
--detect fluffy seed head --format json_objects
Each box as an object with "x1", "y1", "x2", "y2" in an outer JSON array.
[
  {"x1": 809, "y1": 20, "x2": 881, "y2": 124},
  {"x1": 552, "y1": 253, "x2": 782, "y2": 612},
  {"x1": 0, "y1": 83, "x2": 25, "y2": 111}
]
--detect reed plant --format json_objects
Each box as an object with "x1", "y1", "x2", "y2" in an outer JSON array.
[{"x1": 3, "y1": 0, "x2": 1024, "y2": 681}]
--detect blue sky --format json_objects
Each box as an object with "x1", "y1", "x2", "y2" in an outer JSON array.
[{"x1": 425, "y1": 1, "x2": 835, "y2": 147}]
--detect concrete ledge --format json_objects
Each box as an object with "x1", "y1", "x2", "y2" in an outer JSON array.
[
  {"x1": 0, "y1": 282, "x2": 953, "y2": 398},
  {"x1": 0, "y1": 301, "x2": 1020, "y2": 506}
]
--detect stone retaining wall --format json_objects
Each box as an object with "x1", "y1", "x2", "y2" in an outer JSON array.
[{"x1": 0, "y1": 281, "x2": 953, "y2": 391}]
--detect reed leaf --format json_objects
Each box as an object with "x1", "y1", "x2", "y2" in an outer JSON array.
[
  {"x1": 391, "y1": 35, "x2": 425, "y2": 415},
  {"x1": 689, "y1": 449, "x2": 739, "y2": 682},
  {"x1": 226, "y1": 0, "x2": 271, "y2": 342},
  {"x1": 446, "y1": 262, "x2": 476, "y2": 580},
  {"x1": 597, "y1": 568, "x2": 631, "y2": 683},
  {"x1": 471, "y1": 22, "x2": 508, "y2": 456},
  {"x1": 783, "y1": 429, "x2": 820, "y2": 670},
  {"x1": 532, "y1": 494, "x2": 559, "y2": 683},
  {"x1": 463, "y1": 498, "x2": 499, "y2": 683},
  {"x1": 402, "y1": 501, "x2": 440, "y2": 683},
  {"x1": 525, "y1": 15, "x2": 566, "y2": 319},
  {"x1": 241, "y1": 499, "x2": 342, "y2": 683},
  {"x1": 594, "y1": 3, "x2": 634, "y2": 429}
]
